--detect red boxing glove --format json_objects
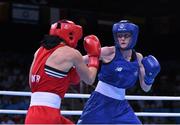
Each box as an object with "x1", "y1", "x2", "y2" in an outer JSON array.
[
  {"x1": 69, "y1": 67, "x2": 80, "y2": 85},
  {"x1": 84, "y1": 35, "x2": 101, "y2": 68}
]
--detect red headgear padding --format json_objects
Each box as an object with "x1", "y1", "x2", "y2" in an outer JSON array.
[{"x1": 49, "y1": 20, "x2": 83, "y2": 48}]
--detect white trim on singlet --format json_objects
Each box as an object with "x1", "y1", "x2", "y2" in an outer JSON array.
[
  {"x1": 95, "y1": 81, "x2": 125, "y2": 100},
  {"x1": 45, "y1": 68, "x2": 67, "y2": 78},
  {"x1": 30, "y1": 92, "x2": 61, "y2": 109}
]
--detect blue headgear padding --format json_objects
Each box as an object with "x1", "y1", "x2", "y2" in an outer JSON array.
[{"x1": 112, "y1": 20, "x2": 139, "y2": 49}]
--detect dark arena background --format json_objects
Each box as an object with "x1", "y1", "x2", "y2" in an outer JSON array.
[{"x1": 0, "y1": 0, "x2": 180, "y2": 124}]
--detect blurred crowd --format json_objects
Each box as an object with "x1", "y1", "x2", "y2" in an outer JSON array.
[{"x1": 0, "y1": 52, "x2": 180, "y2": 124}]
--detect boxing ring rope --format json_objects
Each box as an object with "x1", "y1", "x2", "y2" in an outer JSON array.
[
  {"x1": 1, "y1": 91, "x2": 180, "y2": 117},
  {"x1": 1, "y1": 91, "x2": 180, "y2": 100}
]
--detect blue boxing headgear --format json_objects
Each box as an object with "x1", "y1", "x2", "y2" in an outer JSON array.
[{"x1": 112, "y1": 20, "x2": 139, "y2": 50}]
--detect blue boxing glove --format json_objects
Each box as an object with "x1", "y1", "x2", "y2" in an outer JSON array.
[{"x1": 142, "y1": 55, "x2": 161, "y2": 85}]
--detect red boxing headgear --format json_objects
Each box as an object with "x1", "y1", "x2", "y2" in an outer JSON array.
[{"x1": 49, "y1": 20, "x2": 83, "y2": 48}]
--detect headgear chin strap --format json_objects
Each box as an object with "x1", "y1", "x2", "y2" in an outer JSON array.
[
  {"x1": 49, "y1": 19, "x2": 83, "y2": 48},
  {"x1": 112, "y1": 20, "x2": 139, "y2": 50}
]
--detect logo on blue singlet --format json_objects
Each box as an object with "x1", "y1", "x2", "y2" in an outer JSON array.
[
  {"x1": 134, "y1": 71, "x2": 138, "y2": 76},
  {"x1": 115, "y1": 67, "x2": 123, "y2": 72}
]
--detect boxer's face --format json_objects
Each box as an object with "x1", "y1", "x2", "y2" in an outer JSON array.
[{"x1": 117, "y1": 32, "x2": 132, "y2": 49}]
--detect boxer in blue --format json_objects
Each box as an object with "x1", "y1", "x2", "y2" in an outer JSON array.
[{"x1": 78, "y1": 20, "x2": 161, "y2": 124}]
